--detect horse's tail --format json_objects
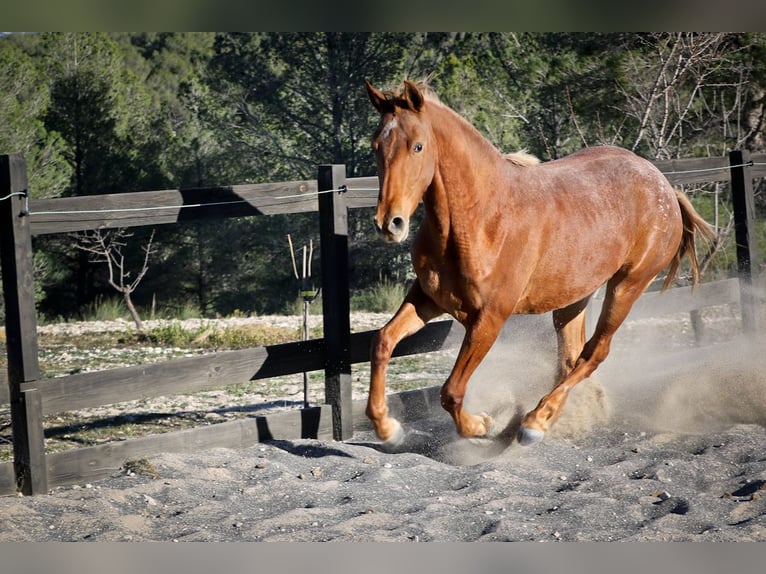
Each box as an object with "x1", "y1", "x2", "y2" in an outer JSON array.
[{"x1": 662, "y1": 189, "x2": 715, "y2": 291}]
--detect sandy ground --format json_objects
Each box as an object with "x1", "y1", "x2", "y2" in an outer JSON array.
[{"x1": 1, "y1": 312, "x2": 766, "y2": 542}]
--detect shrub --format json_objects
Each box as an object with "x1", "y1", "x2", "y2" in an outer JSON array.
[
  {"x1": 351, "y1": 279, "x2": 406, "y2": 313},
  {"x1": 81, "y1": 296, "x2": 128, "y2": 322}
]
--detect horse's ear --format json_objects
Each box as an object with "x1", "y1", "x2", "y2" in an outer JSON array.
[
  {"x1": 403, "y1": 80, "x2": 424, "y2": 112},
  {"x1": 365, "y1": 80, "x2": 388, "y2": 113}
]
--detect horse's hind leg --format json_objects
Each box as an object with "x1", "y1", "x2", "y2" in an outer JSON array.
[
  {"x1": 518, "y1": 274, "x2": 651, "y2": 445},
  {"x1": 552, "y1": 296, "x2": 590, "y2": 379}
]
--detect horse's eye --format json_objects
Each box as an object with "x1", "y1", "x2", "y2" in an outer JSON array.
[{"x1": 413, "y1": 143, "x2": 423, "y2": 153}]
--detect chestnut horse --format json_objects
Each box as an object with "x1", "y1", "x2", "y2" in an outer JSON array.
[{"x1": 364, "y1": 80, "x2": 712, "y2": 447}]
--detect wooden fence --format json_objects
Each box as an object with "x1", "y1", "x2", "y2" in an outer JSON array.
[{"x1": 1, "y1": 151, "x2": 764, "y2": 495}]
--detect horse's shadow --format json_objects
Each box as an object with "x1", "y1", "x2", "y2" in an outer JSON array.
[
  {"x1": 348, "y1": 404, "x2": 525, "y2": 464},
  {"x1": 264, "y1": 405, "x2": 524, "y2": 466},
  {"x1": 265, "y1": 439, "x2": 356, "y2": 460}
]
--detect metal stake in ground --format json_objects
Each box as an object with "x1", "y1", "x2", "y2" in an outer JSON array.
[{"x1": 288, "y1": 234, "x2": 320, "y2": 408}]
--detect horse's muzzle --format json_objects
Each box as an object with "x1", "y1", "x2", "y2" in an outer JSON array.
[{"x1": 374, "y1": 215, "x2": 409, "y2": 243}]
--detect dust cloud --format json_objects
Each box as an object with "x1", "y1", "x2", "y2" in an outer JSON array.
[{"x1": 441, "y1": 308, "x2": 766, "y2": 465}]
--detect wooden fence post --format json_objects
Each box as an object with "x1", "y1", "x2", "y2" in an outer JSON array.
[
  {"x1": 729, "y1": 150, "x2": 762, "y2": 333},
  {"x1": 0, "y1": 154, "x2": 48, "y2": 494},
  {"x1": 317, "y1": 165, "x2": 353, "y2": 440}
]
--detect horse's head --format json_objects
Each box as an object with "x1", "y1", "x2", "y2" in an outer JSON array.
[{"x1": 366, "y1": 80, "x2": 436, "y2": 243}]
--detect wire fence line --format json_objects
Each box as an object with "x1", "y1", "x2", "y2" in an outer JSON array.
[
  {"x1": 24, "y1": 186, "x2": 353, "y2": 218},
  {"x1": 660, "y1": 160, "x2": 763, "y2": 175},
  {"x1": 0, "y1": 191, "x2": 27, "y2": 203},
  {"x1": 0, "y1": 161, "x2": 763, "y2": 218}
]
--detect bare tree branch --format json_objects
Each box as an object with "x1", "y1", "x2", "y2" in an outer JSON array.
[{"x1": 75, "y1": 228, "x2": 156, "y2": 330}]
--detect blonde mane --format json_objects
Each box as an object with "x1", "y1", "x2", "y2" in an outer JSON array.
[{"x1": 504, "y1": 151, "x2": 540, "y2": 167}]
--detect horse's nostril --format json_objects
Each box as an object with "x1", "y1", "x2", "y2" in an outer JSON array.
[{"x1": 390, "y1": 216, "x2": 405, "y2": 232}]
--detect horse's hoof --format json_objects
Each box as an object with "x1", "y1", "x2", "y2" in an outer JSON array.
[
  {"x1": 382, "y1": 418, "x2": 405, "y2": 449},
  {"x1": 480, "y1": 412, "x2": 493, "y2": 436},
  {"x1": 517, "y1": 426, "x2": 545, "y2": 446}
]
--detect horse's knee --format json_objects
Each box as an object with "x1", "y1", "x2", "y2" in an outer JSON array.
[{"x1": 370, "y1": 329, "x2": 395, "y2": 365}]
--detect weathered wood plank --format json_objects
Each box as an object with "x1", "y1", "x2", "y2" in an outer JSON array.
[
  {"x1": 652, "y1": 156, "x2": 731, "y2": 185},
  {"x1": 42, "y1": 405, "x2": 333, "y2": 490},
  {"x1": 28, "y1": 180, "x2": 318, "y2": 236},
  {"x1": 1, "y1": 154, "x2": 46, "y2": 495},
  {"x1": 0, "y1": 462, "x2": 16, "y2": 494},
  {"x1": 319, "y1": 165, "x2": 353, "y2": 440},
  {"x1": 750, "y1": 153, "x2": 766, "y2": 178},
  {"x1": 345, "y1": 176, "x2": 378, "y2": 209},
  {"x1": 652, "y1": 153, "x2": 766, "y2": 184},
  {"x1": 350, "y1": 318, "x2": 462, "y2": 363},
  {"x1": 20, "y1": 154, "x2": 766, "y2": 238},
  {"x1": 19, "y1": 320, "x2": 459, "y2": 417},
  {"x1": 24, "y1": 338, "x2": 327, "y2": 416},
  {"x1": 21, "y1": 388, "x2": 48, "y2": 494},
  {"x1": 632, "y1": 278, "x2": 740, "y2": 320}
]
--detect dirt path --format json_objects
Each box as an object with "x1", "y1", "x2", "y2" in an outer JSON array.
[{"x1": 2, "y1": 321, "x2": 765, "y2": 542}]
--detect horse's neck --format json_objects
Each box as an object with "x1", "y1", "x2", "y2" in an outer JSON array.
[{"x1": 427, "y1": 105, "x2": 510, "y2": 233}]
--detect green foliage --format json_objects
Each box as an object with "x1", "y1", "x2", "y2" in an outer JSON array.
[
  {"x1": 167, "y1": 300, "x2": 203, "y2": 321},
  {"x1": 133, "y1": 322, "x2": 296, "y2": 349},
  {"x1": 351, "y1": 279, "x2": 407, "y2": 313},
  {"x1": 81, "y1": 296, "x2": 128, "y2": 322},
  {"x1": 2, "y1": 32, "x2": 764, "y2": 321},
  {"x1": 0, "y1": 36, "x2": 71, "y2": 198}
]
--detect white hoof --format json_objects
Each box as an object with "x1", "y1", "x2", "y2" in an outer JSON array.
[
  {"x1": 382, "y1": 419, "x2": 405, "y2": 448},
  {"x1": 479, "y1": 412, "x2": 494, "y2": 436},
  {"x1": 517, "y1": 426, "x2": 545, "y2": 446}
]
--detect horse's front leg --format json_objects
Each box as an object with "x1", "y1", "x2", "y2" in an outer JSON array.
[
  {"x1": 368, "y1": 283, "x2": 442, "y2": 446},
  {"x1": 441, "y1": 312, "x2": 504, "y2": 438}
]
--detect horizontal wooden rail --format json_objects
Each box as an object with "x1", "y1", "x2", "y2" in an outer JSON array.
[
  {"x1": 655, "y1": 153, "x2": 766, "y2": 185},
  {"x1": 628, "y1": 277, "x2": 740, "y2": 320},
  {"x1": 0, "y1": 278, "x2": 745, "y2": 413},
  {"x1": 20, "y1": 154, "x2": 766, "y2": 237},
  {"x1": 345, "y1": 176, "x2": 379, "y2": 209},
  {"x1": 22, "y1": 339, "x2": 326, "y2": 415},
  {"x1": 28, "y1": 180, "x2": 319, "y2": 236},
  {"x1": 25, "y1": 176, "x2": 380, "y2": 236},
  {"x1": 2, "y1": 319, "x2": 460, "y2": 416},
  {"x1": 41, "y1": 404, "x2": 336, "y2": 488}
]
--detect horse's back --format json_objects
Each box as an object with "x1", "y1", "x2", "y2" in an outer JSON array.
[
  {"x1": 531, "y1": 146, "x2": 677, "y2": 222},
  {"x1": 546, "y1": 146, "x2": 668, "y2": 189},
  {"x1": 509, "y1": 146, "x2": 682, "y2": 313}
]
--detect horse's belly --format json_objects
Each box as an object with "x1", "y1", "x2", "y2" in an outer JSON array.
[
  {"x1": 514, "y1": 278, "x2": 606, "y2": 314},
  {"x1": 514, "y1": 245, "x2": 625, "y2": 314}
]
